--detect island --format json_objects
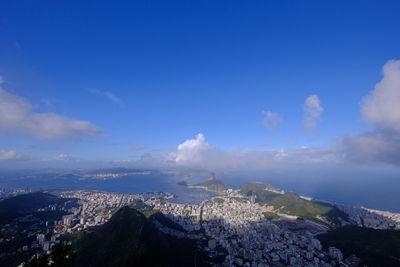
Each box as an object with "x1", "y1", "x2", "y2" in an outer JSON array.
[{"x1": 178, "y1": 173, "x2": 228, "y2": 193}]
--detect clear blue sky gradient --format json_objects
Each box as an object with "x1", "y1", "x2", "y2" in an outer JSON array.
[{"x1": 1, "y1": 0, "x2": 400, "y2": 161}]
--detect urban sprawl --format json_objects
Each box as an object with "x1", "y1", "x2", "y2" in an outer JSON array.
[{"x1": 1, "y1": 188, "x2": 400, "y2": 267}]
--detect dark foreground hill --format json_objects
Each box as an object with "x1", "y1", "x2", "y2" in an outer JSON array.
[
  {"x1": 71, "y1": 206, "x2": 210, "y2": 267},
  {"x1": 0, "y1": 192, "x2": 68, "y2": 224},
  {"x1": 0, "y1": 192, "x2": 75, "y2": 266},
  {"x1": 317, "y1": 225, "x2": 400, "y2": 267}
]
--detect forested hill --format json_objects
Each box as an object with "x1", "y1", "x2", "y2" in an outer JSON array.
[
  {"x1": 0, "y1": 192, "x2": 68, "y2": 224},
  {"x1": 71, "y1": 206, "x2": 210, "y2": 267}
]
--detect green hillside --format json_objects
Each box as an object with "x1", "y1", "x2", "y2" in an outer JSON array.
[
  {"x1": 196, "y1": 179, "x2": 227, "y2": 192},
  {"x1": 269, "y1": 193, "x2": 347, "y2": 222},
  {"x1": 240, "y1": 183, "x2": 280, "y2": 201},
  {"x1": 240, "y1": 183, "x2": 347, "y2": 223}
]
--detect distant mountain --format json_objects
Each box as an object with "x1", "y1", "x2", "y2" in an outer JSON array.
[
  {"x1": 83, "y1": 167, "x2": 156, "y2": 175},
  {"x1": 194, "y1": 173, "x2": 227, "y2": 192},
  {"x1": 72, "y1": 206, "x2": 210, "y2": 267}
]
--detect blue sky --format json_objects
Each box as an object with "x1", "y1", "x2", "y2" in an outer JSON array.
[{"x1": 1, "y1": 1, "x2": 400, "y2": 169}]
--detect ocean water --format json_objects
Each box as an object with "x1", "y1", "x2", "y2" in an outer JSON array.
[
  {"x1": 222, "y1": 166, "x2": 400, "y2": 213},
  {"x1": 1, "y1": 166, "x2": 399, "y2": 212},
  {"x1": 0, "y1": 172, "x2": 215, "y2": 204}
]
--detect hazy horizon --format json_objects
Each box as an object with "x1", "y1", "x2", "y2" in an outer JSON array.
[{"x1": 1, "y1": 1, "x2": 400, "y2": 211}]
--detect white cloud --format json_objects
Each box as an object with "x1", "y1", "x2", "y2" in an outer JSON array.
[
  {"x1": 86, "y1": 88, "x2": 123, "y2": 106},
  {"x1": 342, "y1": 131, "x2": 400, "y2": 165},
  {"x1": 169, "y1": 133, "x2": 249, "y2": 170},
  {"x1": 170, "y1": 134, "x2": 222, "y2": 168},
  {"x1": 303, "y1": 95, "x2": 323, "y2": 129},
  {"x1": 42, "y1": 154, "x2": 81, "y2": 162},
  {"x1": 342, "y1": 60, "x2": 400, "y2": 165},
  {"x1": 273, "y1": 146, "x2": 343, "y2": 164},
  {"x1": 263, "y1": 111, "x2": 283, "y2": 129},
  {"x1": 362, "y1": 60, "x2": 400, "y2": 132},
  {"x1": 0, "y1": 149, "x2": 27, "y2": 161},
  {"x1": 168, "y1": 133, "x2": 339, "y2": 171},
  {"x1": 0, "y1": 86, "x2": 103, "y2": 140},
  {"x1": 55, "y1": 154, "x2": 71, "y2": 160}
]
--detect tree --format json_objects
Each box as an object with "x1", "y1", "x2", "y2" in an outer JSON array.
[{"x1": 24, "y1": 243, "x2": 75, "y2": 267}]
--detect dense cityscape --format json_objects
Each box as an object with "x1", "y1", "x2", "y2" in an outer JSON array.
[{"x1": 1, "y1": 180, "x2": 399, "y2": 267}]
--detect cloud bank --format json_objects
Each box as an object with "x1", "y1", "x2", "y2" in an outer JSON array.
[
  {"x1": 361, "y1": 60, "x2": 400, "y2": 132},
  {"x1": 303, "y1": 95, "x2": 323, "y2": 129},
  {"x1": 0, "y1": 82, "x2": 103, "y2": 140},
  {"x1": 0, "y1": 149, "x2": 27, "y2": 161},
  {"x1": 342, "y1": 60, "x2": 400, "y2": 165},
  {"x1": 167, "y1": 133, "x2": 341, "y2": 171}
]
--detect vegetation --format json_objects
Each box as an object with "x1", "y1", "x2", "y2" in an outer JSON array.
[
  {"x1": 24, "y1": 243, "x2": 75, "y2": 267},
  {"x1": 0, "y1": 192, "x2": 68, "y2": 224},
  {"x1": 127, "y1": 199, "x2": 162, "y2": 219},
  {"x1": 240, "y1": 183, "x2": 348, "y2": 224},
  {"x1": 240, "y1": 183, "x2": 280, "y2": 202},
  {"x1": 128, "y1": 199, "x2": 147, "y2": 210},
  {"x1": 0, "y1": 193, "x2": 76, "y2": 266},
  {"x1": 317, "y1": 226, "x2": 400, "y2": 267},
  {"x1": 263, "y1": 211, "x2": 280, "y2": 220},
  {"x1": 70, "y1": 206, "x2": 210, "y2": 267},
  {"x1": 231, "y1": 197, "x2": 247, "y2": 203},
  {"x1": 268, "y1": 193, "x2": 346, "y2": 222},
  {"x1": 148, "y1": 211, "x2": 187, "y2": 233},
  {"x1": 142, "y1": 209, "x2": 160, "y2": 218},
  {"x1": 196, "y1": 176, "x2": 227, "y2": 192}
]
